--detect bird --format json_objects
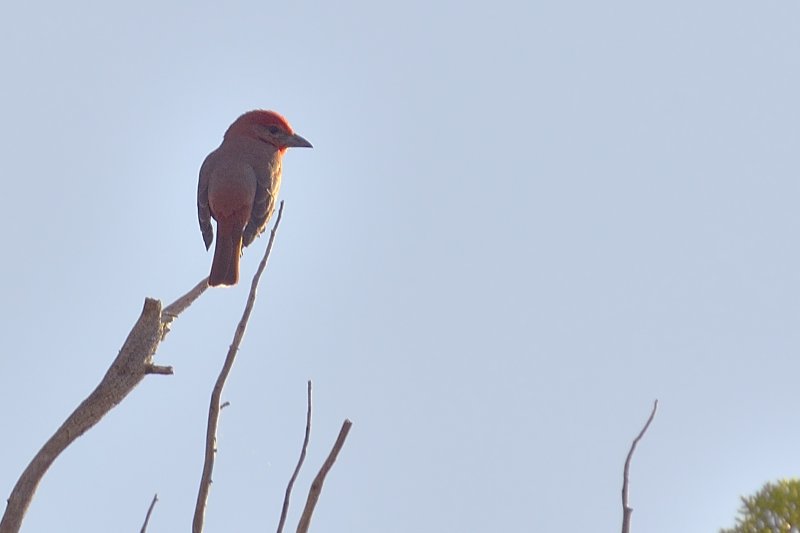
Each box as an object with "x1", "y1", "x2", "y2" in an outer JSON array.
[{"x1": 197, "y1": 110, "x2": 312, "y2": 286}]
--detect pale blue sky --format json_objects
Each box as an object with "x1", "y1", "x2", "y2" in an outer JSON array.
[{"x1": 2, "y1": 1, "x2": 800, "y2": 532}]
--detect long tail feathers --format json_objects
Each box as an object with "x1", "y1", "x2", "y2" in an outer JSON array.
[{"x1": 209, "y1": 222, "x2": 243, "y2": 287}]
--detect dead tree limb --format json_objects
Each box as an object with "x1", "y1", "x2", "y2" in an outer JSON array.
[
  {"x1": 296, "y1": 419, "x2": 353, "y2": 533},
  {"x1": 2, "y1": 299, "x2": 165, "y2": 533},
  {"x1": 621, "y1": 399, "x2": 658, "y2": 533},
  {"x1": 192, "y1": 201, "x2": 285, "y2": 533},
  {"x1": 1, "y1": 276, "x2": 210, "y2": 533}
]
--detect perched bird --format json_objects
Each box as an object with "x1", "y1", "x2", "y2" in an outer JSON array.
[{"x1": 197, "y1": 110, "x2": 312, "y2": 286}]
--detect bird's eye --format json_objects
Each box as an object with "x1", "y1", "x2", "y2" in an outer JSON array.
[{"x1": 268, "y1": 126, "x2": 279, "y2": 134}]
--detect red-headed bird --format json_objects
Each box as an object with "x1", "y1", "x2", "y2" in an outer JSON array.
[{"x1": 197, "y1": 110, "x2": 312, "y2": 286}]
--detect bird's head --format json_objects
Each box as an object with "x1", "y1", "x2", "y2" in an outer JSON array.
[{"x1": 225, "y1": 110, "x2": 313, "y2": 151}]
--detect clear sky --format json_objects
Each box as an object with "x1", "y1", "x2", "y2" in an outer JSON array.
[{"x1": 1, "y1": 1, "x2": 799, "y2": 532}]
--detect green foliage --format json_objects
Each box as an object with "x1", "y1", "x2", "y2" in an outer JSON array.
[{"x1": 721, "y1": 479, "x2": 800, "y2": 533}]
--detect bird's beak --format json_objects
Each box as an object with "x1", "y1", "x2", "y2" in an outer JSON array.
[{"x1": 285, "y1": 133, "x2": 313, "y2": 148}]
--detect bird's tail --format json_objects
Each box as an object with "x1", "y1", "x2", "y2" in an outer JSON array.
[{"x1": 209, "y1": 222, "x2": 242, "y2": 287}]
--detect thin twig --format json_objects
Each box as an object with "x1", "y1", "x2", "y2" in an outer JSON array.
[
  {"x1": 0, "y1": 298, "x2": 172, "y2": 533},
  {"x1": 277, "y1": 381, "x2": 313, "y2": 533},
  {"x1": 140, "y1": 493, "x2": 159, "y2": 533},
  {"x1": 192, "y1": 201, "x2": 286, "y2": 533},
  {"x1": 621, "y1": 400, "x2": 658, "y2": 533},
  {"x1": 161, "y1": 277, "x2": 211, "y2": 338},
  {"x1": 296, "y1": 419, "x2": 353, "y2": 533}
]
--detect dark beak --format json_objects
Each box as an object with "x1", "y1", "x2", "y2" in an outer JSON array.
[{"x1": 285, "y1": 133, "x2": 313, "y2": 148}]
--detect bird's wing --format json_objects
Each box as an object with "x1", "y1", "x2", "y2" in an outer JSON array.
[
  {"x1": 242, "y1": 159, "x2": 281, "y2": 248},
  {"x1": 197, "y1": 157, "x2": 214, "y2": 250}
]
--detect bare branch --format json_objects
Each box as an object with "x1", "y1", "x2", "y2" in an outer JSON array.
[
  {"x1": 277, "y1": 381, "x2": 313, "y2": 533},
  {"x1": 296, "y1": 419, "x2": 353, "y2": 533},
  {"x1": 192, "y1": 201, "x2": 286, "y2": 533},
  {"x1": 621, "y1": 400, "x2": 658, "y2": 533},
  {"x1": 1, "y1": 298, "x2": 171, "y2": 533},
  {"x1": 140, "y1": 493, "x2": 159, "y2": 533},
  {"x1": 0, "y1": 264, "x2": 212, "y2": 533}
]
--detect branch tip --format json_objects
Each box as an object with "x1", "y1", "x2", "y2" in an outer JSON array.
[
  {"x1": 276, "y1": 380, "x2": 313, "y2": 533},
  {"x1": 621, "y1": 399, "x2": 658, "y2": 533},
  {"x1": 296, "y1": 418, "x2": 353, "y2": 533},
  {"x1": 140, "y1": 493, "x2": 159, "y2": 533}
]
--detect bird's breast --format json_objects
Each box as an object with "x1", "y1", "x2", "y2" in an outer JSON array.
[{"x1": 203, "y1": 137, "x2": 282, "y2": 222}]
